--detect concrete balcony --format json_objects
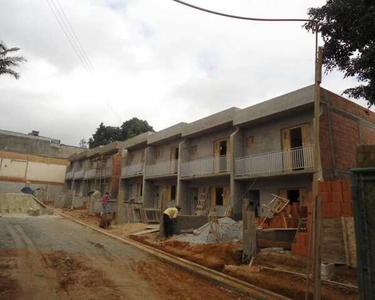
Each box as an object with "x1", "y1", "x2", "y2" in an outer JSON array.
[
  {"x1": 234, "y1": 145, "x2": 314, "y2": 178},
  {"x1": 84, "y1": 169, "x2": 96, "y2": 179},
  {"x1": 73, "y1": 169, "x2": 84, "y2": 180},
  {"x1": 103, "y1": 167, "x2": 112, "y2": 178},
  {"x1": 145, "y1": 160, "x2": 178, "y2": 178},
  {"x1": 65, "y1": 170, "x2": 74, "y2": 180},
  {"x1": 121, "y1": 163, "x2": 144, "y2": 178},
  {"x1": 181, "y1": 155, "x2": 229, "y2": 178}
]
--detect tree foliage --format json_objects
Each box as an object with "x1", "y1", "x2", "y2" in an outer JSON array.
[
  {"x1": 0, "y1": 41, "x2": 26, "y2": 79},
  {"x1": 304, "y1": 0, "x2": 375, "y2": 106},
  {"x1": 88, "y1": 118, "x2": 154, "y2": 148}
]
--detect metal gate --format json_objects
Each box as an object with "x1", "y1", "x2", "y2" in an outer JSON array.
[{"x1": 351, "y1": 168, "x2": 375, "y2": 300}]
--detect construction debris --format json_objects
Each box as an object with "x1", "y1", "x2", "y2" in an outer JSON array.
[{"x1": 172, "y1": 217, "x2": 242, "y2": 244}]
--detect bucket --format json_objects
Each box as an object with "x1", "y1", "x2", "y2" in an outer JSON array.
[{"x1": 321, "y1": 262, "x2": 335, "y2": 280}]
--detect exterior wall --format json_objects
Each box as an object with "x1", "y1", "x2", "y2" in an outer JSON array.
[
  {"x1": 0, "y1": 150, "x2": 67, "y2": 186},
  {"x1": 187, "y1": 128, "x2": 235, "y2": 160},
  {"x1": 153, "y1": 139, "x2": 183, "y2": 163},
  {"x1": 126, "y1": 147, "x2": 145, "y2": 166},
  {"x1": 242, "y1": 108, "x2": 313, "y2": 156},
  {"x1": 239, "y1": 176, "x2": 313, "y2": 217},
  {"x1": 0, "y1": 130, "x2": 83, "y2": 159},
  {"x1": 320, "y1": 89, "x2": 375, "y2": 180}
]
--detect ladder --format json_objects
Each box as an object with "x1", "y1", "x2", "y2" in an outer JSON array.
[
  {"x1": 258, "y1": 194, "x2": 290, "y2": 229},
  {"x1": 195, "y1": 187, "x2": 210, "y2": 216}
]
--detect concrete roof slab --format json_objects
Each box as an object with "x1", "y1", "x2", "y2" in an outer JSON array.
[
  {"x1": 148, "y1": 123, "x2": 186, "y2": 145},
  {"x1": 234, "y1": 85, "x2": 314, "y2": 126},
  {"x1": 182, "y1": 107, "x2": 240, "y2": 137}
]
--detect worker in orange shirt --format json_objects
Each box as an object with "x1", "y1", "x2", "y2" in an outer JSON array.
[{"x1": 163, "y1": 205, "x2": 181, "y2": 238}]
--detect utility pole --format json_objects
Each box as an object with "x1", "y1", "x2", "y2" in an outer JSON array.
[{"x1": 312, "y1": 45, "x2": 323, "y2": 299}]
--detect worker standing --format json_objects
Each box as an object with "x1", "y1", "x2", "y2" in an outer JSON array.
[
  {"x1": 163, "y1": 205, "x2": 181, "y2": 238},
  {"x1": 101, "y1": 192, "x2": 110, "y2": 215}
]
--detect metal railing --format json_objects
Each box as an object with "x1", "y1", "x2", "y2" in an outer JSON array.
[
  {"x1": 181, "y1": 155, "x2": 229, "y2": 177},
  {"x1": 84, "y1": 169, "x2": 96, "y2": 179},
  {"x1": 234, "y1": 145, "x2": 314, "y2": 177},
  {"x1": 145, "y1": 160, "x2": 178, "y2": 177},
  {"x1": 73, "y1": 169, "x2": 84, "y2": 179},
  {"x1": 121, "y1": 163, "x2": 144, "y2": 177},
  {"x1": 65, "y1": 170, "x2": 74, "y2": 180}
]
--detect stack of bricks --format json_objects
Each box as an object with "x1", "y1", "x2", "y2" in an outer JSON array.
[
  {"x1": 291, "y1": 179, "x2": 353, "y2": 257},
  {"x1": 320, "y1": 180, "x2": 353, "y2": 218}
]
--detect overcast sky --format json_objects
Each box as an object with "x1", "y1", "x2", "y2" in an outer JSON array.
[{"x1": 0, "y1": 0, "x2": 372, "y2": 146}]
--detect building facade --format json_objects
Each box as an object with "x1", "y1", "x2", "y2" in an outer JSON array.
[{"x1": 63, "y1": 85, "x2": 375, "y2": 223}]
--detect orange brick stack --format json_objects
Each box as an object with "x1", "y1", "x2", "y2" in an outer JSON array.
[
  {"x1": 320, "y1": 180, "x2": 353, "y2": 218},
  {"x1": 291, "y1": 179, "x2": 353, "y2": 257}
]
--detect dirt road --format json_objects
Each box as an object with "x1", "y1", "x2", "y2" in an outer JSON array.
[{"x1": 0, "y1": 214, "x2": 249, "y2": 300}]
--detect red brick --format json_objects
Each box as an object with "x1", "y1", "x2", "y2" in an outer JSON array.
[
  {"x1": 325, "y1": 181, "x2": 332, "y2": 192},
  {"x1": 342, "y1": 191, "x2": 352, "y2": 203},
  {"x1": 319, "y1": 181, "x2": 326, "y2": 192},
  {"x1": 341, "y1": 203, "x2": 353, "y2": 217},
  {"x1": 300, "y1": 245, "x2": 308, "y2": 257},
  {"x1": 323, "y1": 203, "x2": 330, "y2": 218},
  {"x1": 291, "y1": 243, "x2": 301, "y2": 256},
  {"x1": 332, "y1": 192, "x2": 343, "y2": 203},
  {"x1": 331, "y1": 203, "x2": 342, "y2": 217},
  {"x1": 332, "y1": 181, "x2": 342, "y2": 192},
  {"x1": 341, "y1": 180, "x2": 351, "y2": 192}
]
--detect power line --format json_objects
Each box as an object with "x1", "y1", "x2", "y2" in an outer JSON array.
[
  {"x1": 45, "y1": 0, "x2": 124, "y2": 123},
  {"x1": 172, "y1": 0, "x2": 311, "y2": 22},
  {"x1": 45, "y1": 0, "x2": 90, "y2": 72},
  {"x1": 54, "y1": 0, "x2": 95, "y2": 72}
]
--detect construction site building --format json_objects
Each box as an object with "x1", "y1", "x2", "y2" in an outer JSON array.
[
  {"x1": 64, "y1": 142, "x2": 124, "y2": 207},
  {"x1": 0, "y1": 129, "x2": 83, "y2": 201},
  {"x1": 61, "y1": 85, "x2": 375, "y2": 223}
]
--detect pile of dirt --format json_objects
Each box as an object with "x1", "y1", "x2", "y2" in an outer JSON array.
[
  {"x1": 223, "y1": 265, "x2": 357, "y2": 300},
  {"x1": 128, "y1": 259, "x2": 249, "y2": 300},
  {"x1": 132, "y1": 236, "x2": 242, "y2": 271},
  {"x1": 44, "y1": 251, "x2": 118, "y2": 296}
]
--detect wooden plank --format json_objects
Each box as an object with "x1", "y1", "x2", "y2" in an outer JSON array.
[
  {"x1": 321, "y1": 218, "x2": 346, "y2": 264},
  {"x1": 131, "y1": 228, "x2": 159, "y2": 236},
  {"x1": 341, "y1": 217, "x2": 357, "y2": 267}
]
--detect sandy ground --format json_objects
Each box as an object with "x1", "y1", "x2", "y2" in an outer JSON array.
[
  {"x1": 0, "y1": 214, "x2": 250, "y2": 300},
  {"x1": 50, "y1": 208, "x2": 358, "y2": 300}
]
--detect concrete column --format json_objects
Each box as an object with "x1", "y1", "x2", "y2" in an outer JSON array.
[
  {"x1": 177, "y1": 139, "x2": 190, "y2": 214},
  {"x1": 142, "y1": 146, "x2": 155, "y2": 208},
  {"x1": 230, "y1": 127, "x2": 246, "y2": 220}
]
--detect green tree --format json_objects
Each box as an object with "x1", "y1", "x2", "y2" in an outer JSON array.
[
  {"x1": 88, "y1": 118, "x2": 154, "y2": 149},
  {"x1": 304, "y1": 0, "x2": 375, "y2": 106},
  {"x1": 88, "y1": 123, "x2": 121, "y2": 148},
  {"x1": 0, "y1": 41, "x2": 26, "y2": 79},
  {"x1": 119, "y1": 117, "x2": 154, "y2": 140}
]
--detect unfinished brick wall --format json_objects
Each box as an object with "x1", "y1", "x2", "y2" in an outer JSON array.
[
  {"x1": 320, "y1": 88, "x2": 375, "y2": 180},
  {"x1": 292, "y1": 180, "x2": 352, "y2": 257},
  {"x1": 110, "y1": 149, "x2": 123, "y2": 198}
]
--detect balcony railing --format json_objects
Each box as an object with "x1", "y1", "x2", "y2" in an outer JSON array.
[
  {"x1": 73, "y1": 169, "x2": 84, "y2": 179},
  {"x1": 121, "y1": 163, "x2": 144, "y2": 177},
  {"x1": 145, "y1": 160, "x2": 178, "y2": 177},
  {"x1": 234, "y1": 145, "x2": 314, "y2": 177},
  {"x1": 84, "y1": 169, "x2": 96, "y2": 179},
  {"x1": 181, "y1": 155, "x2": 229, "y2": 178},
  {"x1": 65, "y1": 170, "x2": 74, "y2": 180}
]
